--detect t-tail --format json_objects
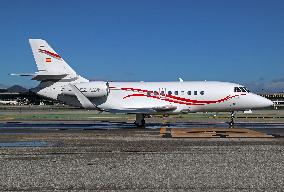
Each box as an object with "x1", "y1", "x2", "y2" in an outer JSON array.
[
  {"x1": 12, "y1": 39, "x2": 89, "y2": 101},
  {"x1": 28, "y1": 39, "x2": 88, "y2": 82}
]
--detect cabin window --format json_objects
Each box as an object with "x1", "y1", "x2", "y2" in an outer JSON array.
[
  {"x1": 194, "y1": 91, "x2": 197, "y2": 95},
  {"x1": 200, "y1": 91, "x2": 204, "y2": 95},
  {"x1": 168, "y1": 91, "x2": 172, "y2": 95},
  {"x1": 181, "y1": 91, "x2": 185, "y2": 95},
  {"x1": 187, "y1": 91, "x2": 191, "y2": 95},
  {"x1": 174, "y1": 91, "x2": 178, "y2": 95},
  {"x1": 147, "y1": 91, "x2": 151, "y2": 96},
  {"x1": 160, "y1": 91, "x2": 165, "y2": 95},
  {"x1": 154, "y1": 91, "x2": 159, "y2": 96}
]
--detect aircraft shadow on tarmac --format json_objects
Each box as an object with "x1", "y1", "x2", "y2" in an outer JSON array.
[
  {"x1": 0, "y1": 121, "x2": 283, "y2": 137},
  {"x1": 0, "y1": 121, "x2": 284, "y2": 129}
]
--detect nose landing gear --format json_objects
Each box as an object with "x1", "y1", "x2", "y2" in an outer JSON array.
[{"x1": 229, "y1": 111, "x2": 235, "y2": 127}]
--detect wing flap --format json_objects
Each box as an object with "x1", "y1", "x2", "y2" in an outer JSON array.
[
  {"x1": 119, "y1": 105, "x2": 177, "y2": 113},
  {"x1": 152, "y1": 105, "x2": 177, "y2": 112}
]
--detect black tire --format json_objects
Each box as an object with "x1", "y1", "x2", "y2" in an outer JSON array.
[{"x1": 134, "y1": 120, "x2": 145, "y2": 127}]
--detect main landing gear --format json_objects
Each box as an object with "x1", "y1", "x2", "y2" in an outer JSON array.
[
  {"x1": 134, "y1": 114, "x2": 146, "y2": 128},
  {"x1": 229, "y1": 111, "x2": 235, "y2": 127}
]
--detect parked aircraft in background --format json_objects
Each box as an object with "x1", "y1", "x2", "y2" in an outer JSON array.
[
  {"x1": 0, "y1": 100, "x2": 18, "y2": 105},
  {"x1": 12, "y1": 39, "x2": 273, "y2": 127}
]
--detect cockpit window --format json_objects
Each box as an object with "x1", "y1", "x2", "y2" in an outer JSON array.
[
  {"x1": 239, "y1": 87, "x2": 246, "y2": 92},
  {"x1": 243, "y1": 87, "x2": 250, "y2": 93},
  {"x1": 234, "y1": 87, "x2": 250, "y2": 93},
  {"x1": 234, "y1": 87, "x2": 242, "y2": 92}
]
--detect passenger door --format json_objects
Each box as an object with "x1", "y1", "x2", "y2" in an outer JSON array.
[{"x1": 159, "y1": 88, "x2": 167, "y2": 98}]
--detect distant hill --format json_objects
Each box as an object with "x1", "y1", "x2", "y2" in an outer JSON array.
[
  {"x1": 0, "y1": 84, "x2": 8, "y2": 89},
  {"x1": 7, "y1": 85, "x2": 28, "y2": 93}
]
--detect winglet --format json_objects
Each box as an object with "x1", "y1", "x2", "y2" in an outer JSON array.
[{"x1": 178, "y1": 78, "x2": 184, "y2": 82}]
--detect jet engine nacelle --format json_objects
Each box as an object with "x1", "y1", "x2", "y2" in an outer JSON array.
[{"x1": 62, "y1": 81, "x2": 109, "y2": 98}]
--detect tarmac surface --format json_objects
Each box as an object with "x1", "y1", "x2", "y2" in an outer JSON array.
[
  {"x1": 0, "y1": 120, "x2": 284, "y2": 137},
  {"x1": 0, "y1": 120, "x2": 283, "y2": 191}
]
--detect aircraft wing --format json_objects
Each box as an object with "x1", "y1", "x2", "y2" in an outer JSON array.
[
  {"x1": 109, "y1": 105, "x2": 177, "y2": 114},
  {"x1": 152, "y1": 105, "x2": 177, "y2": 112}
]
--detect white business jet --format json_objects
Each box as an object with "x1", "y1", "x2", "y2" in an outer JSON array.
[{"x1": 12, "y1": 39, "x2": 273, "y2": 127}]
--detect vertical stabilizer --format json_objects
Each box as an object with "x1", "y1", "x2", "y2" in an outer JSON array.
[
  {"x1": 28, "y1": 39, "x2": 88, "y2": 101},
  {"x1": 29, "y1": 39, "x2": 77, "y2": 76}
]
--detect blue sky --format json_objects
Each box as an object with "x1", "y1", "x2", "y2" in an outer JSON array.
[{"x1": 0, "y1": 0, "x2": 284, "y2": 91}]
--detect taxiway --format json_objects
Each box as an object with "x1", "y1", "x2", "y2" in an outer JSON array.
[
  {"x1": 0, "y1": 107, "x2": 283, "y2": 191},
  {"x1": 0, "y1": 120, "x2": 283, "y2": 191}
]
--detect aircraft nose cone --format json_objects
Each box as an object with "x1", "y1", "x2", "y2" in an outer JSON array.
[
  {"x1": 264, "y1": 98, "x2": 274, "y2": 107},
  {"x1": 248, "y1": 94, "x2": 274, "y2": 109},
  {"x1": 259, "y1": 97, "x2": 274, "y2": 108}
]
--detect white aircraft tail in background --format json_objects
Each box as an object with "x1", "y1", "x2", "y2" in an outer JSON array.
[{"x1": 12, "y1": 39, "x2": 274, "y2": 127}]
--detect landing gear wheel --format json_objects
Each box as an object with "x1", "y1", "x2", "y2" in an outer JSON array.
[
  {"x1": 141, "y1": 119, "x2": 145, "y2": 126},
  {"x1": 229, "y1": 111, "x2": 235, "y2": 128},
  {"x1": 229, "y1": 120, "x2": 234, "y2": 127},
  {"x1": 134, "y1": 120, "x2": 145, "y2": 127}
]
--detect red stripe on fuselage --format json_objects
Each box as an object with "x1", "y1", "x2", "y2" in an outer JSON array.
[
  {"x1": 123, "y1": 93, "x2": 205, "y2": 106},
  {"x1": 111, "y1": 86, "x2": 244, "y2": 106}
]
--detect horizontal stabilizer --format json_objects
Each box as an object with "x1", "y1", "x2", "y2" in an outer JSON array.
[
  {"x1": 10, "y1": 73, "x2": 35, "y2": 76},
  {"x1": 10, "y1": 72, "x2": 68, "y2": 81},
  {"x1": 32, "y1": 74, "x2": 68, "y2": 81}
]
